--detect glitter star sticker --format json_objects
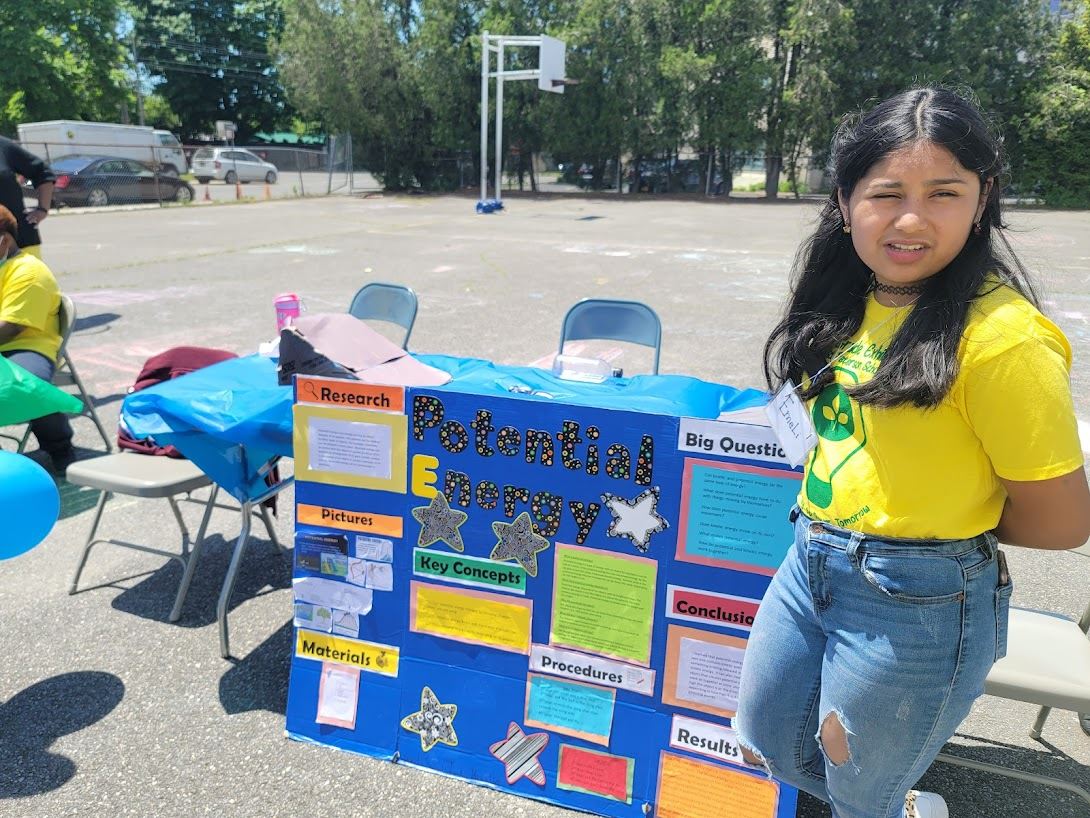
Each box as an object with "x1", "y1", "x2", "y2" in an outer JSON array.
[
  {"x1": 400, "y1": 686, "x2": 458, "y2": 752},
  {"x1": 411, "y1": 493, "x2": 468, "y2": 552},
  {"x1": 490, "y1": 512, "x2": 550, "y2": 577},
  {"x1": 601, "y1": 487, "x2": 669, "y2": 552},
  {"x1": 489, "y1": 722, "x2": 549, "y2": 786}
]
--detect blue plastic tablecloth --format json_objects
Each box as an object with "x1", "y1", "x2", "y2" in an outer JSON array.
[{"x1": 122, "y1": 354, "x2": 767, "y2": 501}]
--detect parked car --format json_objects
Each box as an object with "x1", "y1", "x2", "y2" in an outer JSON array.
[
  {"x1": 43, "y1": 155, "x2": 195, "y2": 207},
  {"x1": 191, "y1": 147, "x2": 278, "y2": 184}
]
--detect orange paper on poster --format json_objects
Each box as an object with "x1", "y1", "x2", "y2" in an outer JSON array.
[
  {"x1": 296, "y1": 376, "x2": 405, "y2": 413},
  {"x1": 297, "y1": 503, "x2": 404, "y2": 537},
  {"x1": 656, "y1": 751, "x2": 779, "y2": 818}
]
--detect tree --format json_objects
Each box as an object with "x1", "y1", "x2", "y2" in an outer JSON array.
[
  {"x1": 1020, "y1": 2, "x2": 1090, "y2": 206},
  {"x1": 143, "y1": 93, "x2": 182, "y2": 130},
  {"x1": 0, "y1": 0, "x2": 129, "y2": 134},
  {"x1": 133, "y1": 0, "x2": 293, "y2": 141},
  {"x1": 277, "y1": 0, "x2": 429, "y2": 188},
  {"x1": 658, "y1": 0, "x2": 770, "y2": 194}
]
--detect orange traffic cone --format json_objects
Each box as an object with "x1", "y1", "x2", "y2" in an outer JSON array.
[{"x1": 203, "y1": 184, "x2": 211, "y2": 202}]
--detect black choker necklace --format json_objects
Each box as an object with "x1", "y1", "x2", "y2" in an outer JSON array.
[{"x1": 872, "y1": 280, "x2": 926, "y2": 295}]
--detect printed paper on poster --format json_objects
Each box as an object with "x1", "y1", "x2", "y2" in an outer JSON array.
[
  {"x1": 524, "y1": 673, "x2": 616, "y2": 746},
  {"x1": 530, "y1": 644, "x2": 655, "y2": 696},
  {"x1": 669, "y1": 714, "x2": 745, "y2": 767},
  {"x1": 656, "y1": 751, "x2": 779, "y2": 818},
  {"x1": 550, "y1": 543, "x2": 657, "y2": 666},
  {"x1": 556, "y1": 744, "x2": 634, "y2": 803},
  {"x1": 663, "y1": 625, "x2": 747, "y2": 719},
  {"x1": 307, "y1": 415, "x2": 393, "y2": 479},
  {"x1": 294, "y1": 576, "x2": 374, "y2": 615},
  {"x1": 316, "y1": 662, "x2": 360, "y2": 730},
  {"x1": 293, "y1": 404, "x2": 407, "y2": 493},
  {"x1": 295, "y1": 629, "x2": 399, "y2": 676},
  {"x1": 676, "y1": 458, "x2": 800, "y2": 576},
  {"x1": 410, "y1": 581, "x2": 532, "y2": 654},
  {"x1": 666, "y1": 584, "x2": 760, "y2": 632}
]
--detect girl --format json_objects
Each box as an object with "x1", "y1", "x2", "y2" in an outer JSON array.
[{"x1": 734, "y1": 87, "x2": 1090, "y2": 818}]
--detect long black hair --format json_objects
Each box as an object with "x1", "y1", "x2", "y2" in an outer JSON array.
[{"x1": 763, "y1": 86, "x2": 1038, "y2": 409}]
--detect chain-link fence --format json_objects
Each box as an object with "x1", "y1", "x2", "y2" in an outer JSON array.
[
  {"x1": 17, "y1": 135, "x2": 361, "y2": 210},
  {"x1": 391, "y1": 151, "x2": 830, "y2": 197}
]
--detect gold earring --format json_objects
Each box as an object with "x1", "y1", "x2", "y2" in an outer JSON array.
[{"x1": 843, "y1": 224, "x2": 851, "y2": 234}]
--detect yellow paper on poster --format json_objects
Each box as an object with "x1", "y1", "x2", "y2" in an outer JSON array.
[
  {"x1": 656, "y1": 752, "x2": 778, "y2": 818},
  {"x1": 294, "y1": 403, "x2": 407, "y2": 493},
  {"x1": 295, "y1": 630, "x2": 400, "y2": 677},
  {"x1": 411, "y1": 581, "x2": 532, "y2": 654}
]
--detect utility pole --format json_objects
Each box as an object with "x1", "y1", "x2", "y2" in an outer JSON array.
[{"x1": 132, "y1": 30, "x2": 146, "y2": 126}]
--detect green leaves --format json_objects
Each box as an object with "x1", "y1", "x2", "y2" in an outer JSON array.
[
  {"x1": 812, "y1": 384, "x2": 855, "y2": 442},
  {"x1": 0, "y1": 0, "x2": 129, "y2": 133}
]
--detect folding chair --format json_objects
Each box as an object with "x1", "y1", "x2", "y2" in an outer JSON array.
[
  {"x1": 67, "y1": 452, "x2": 278, "y2": 623},
  {"x1": 936, "y1": 543, "x2": 1090, "y2": 806},
  {"x1": 18, "y1": 293, "x2": 112, "y2": 452},
  {"x1": 558, "y1": 298, "x2": 662, "y2": 375},
  {"x1": 347, "y1": 282, "x2": 418, "y2": 349}
]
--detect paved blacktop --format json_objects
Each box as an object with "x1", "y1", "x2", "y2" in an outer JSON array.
[{"x1": 1, "y1": 193, "x2": 1089, "y2": 817}]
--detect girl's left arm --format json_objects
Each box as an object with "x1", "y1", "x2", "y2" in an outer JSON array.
[{"x1": 996, "y1": 467, "x2": 1090, "y2": 550}]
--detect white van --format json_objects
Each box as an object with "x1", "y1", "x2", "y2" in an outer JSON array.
[{"x1": 16, "y1": 120, "x2": 188, "y2": 175}]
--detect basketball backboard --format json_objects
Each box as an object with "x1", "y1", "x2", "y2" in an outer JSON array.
[{"x1": 538, "y1": 35, "x2": 566, "y2": 94}]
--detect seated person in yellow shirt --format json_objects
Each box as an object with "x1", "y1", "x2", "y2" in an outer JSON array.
[{"x1": 0, "y1": 204, "x2": 75, "y2": 472}]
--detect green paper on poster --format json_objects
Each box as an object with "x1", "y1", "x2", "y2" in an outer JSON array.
[{"x1": 551, "y1": 544, "x2": 656, "y2": 665}]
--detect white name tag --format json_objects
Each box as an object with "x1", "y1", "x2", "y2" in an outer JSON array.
[{"x1": 764, "y1": 380, "x2": 817, "y2": 468}]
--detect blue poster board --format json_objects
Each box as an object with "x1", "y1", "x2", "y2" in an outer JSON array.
[{"x1": 285, "y1": 375, "x2": 800, "y2": 818}]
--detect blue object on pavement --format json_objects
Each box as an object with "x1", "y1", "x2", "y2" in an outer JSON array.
[{"x1": 0, "y1": 452, "x2": 59, "y2": 560}]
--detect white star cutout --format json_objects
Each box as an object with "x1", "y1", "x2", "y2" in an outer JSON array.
[{"x1": 601, "y1": 487, "x2": 669, "y2": 552}]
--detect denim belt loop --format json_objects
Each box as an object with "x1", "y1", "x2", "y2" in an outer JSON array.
[{"x1": 845, "y1": 531, "x2": 866, "y2": 568}]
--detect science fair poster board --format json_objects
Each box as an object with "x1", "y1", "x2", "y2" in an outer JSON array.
[{"x1": 285, "y1": 374, "x2": 801, "y2": 818}]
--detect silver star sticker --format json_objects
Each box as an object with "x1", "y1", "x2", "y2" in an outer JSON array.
[
  {"x1": 601, "y1": 487, "x2": 669, "y2": 552},
  {"x1": 490, "y1": 512, "x2": 550, "y2": 577},
  {"x1": 412, "y1": 493, "x2": 468, "y2": 552},
  {"x1": 401, "y1": 686, "x2": 458, "y2": 752}
]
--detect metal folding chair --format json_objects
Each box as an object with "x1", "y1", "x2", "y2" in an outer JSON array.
[
  {"x1": 936, "y1": 543, "x2": 1090, "y2": 806},
  {"x1": 18, "y1": 293, "x2": 112, "y2": 452},
  {"x1": 67, "y1": 452, "x2": 279, "y2": 626},
  {"x1": 347, "y1": 282, "x2": 418, "y2": 349},
  {"x1": 558, "y1": 298, "x2": 663, "y2": 375}
]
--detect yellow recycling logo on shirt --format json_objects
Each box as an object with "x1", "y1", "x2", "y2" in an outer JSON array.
[{"x1": 805, "y1": 368, "x2": 867, "y2": 509}]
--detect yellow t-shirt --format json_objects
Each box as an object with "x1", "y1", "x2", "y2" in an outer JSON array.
[
  {"x1": 797, "y1": 283, "x2": 1084, "y2": 539},
  {"x1": 0, "y1": 251, "x2": 62, "y2": 362}
]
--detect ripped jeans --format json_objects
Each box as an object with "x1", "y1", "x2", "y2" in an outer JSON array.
[{"x1": 734, "y1": 507, "x2": 1012, "y2": 818}]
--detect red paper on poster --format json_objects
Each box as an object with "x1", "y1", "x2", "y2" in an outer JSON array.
[{"x1": 557, "y1": 744, "x2": 631, "y2": 803}]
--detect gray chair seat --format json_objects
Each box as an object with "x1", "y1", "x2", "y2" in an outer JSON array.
[
  {"x1": 67, "y1": 453, "x2": 211, "y2": 497},
  {"x1": 986, "y1": 607, "x2": 1090, "y2": 712}
]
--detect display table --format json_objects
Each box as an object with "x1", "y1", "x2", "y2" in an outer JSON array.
[{"x1": 120, "y1": 354, "x2": 770, "y2": 659}]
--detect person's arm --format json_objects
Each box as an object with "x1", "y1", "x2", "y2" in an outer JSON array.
[
  {"x1": 995, "y1": 468, "x2": 1090, "y2": 549},
  {"x1": 26, "y1": 181, "x2": 53, "y2": 224},
  {"x1": 0, "y1": 320, "x2": 25, "y2": 343},
  {"x1": 6, "y1": 140, "x2": 55, "y2": 223},
  {"x1": 962, "y1": 327, "x2": 1088, "y2": 550}
]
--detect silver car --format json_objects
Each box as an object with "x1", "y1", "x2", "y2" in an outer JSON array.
[{"x1": 191, "y1": 147, "x2": 278, "y2": 184}]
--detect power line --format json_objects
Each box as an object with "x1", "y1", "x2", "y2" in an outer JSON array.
[{"x1": 137, "y1": 37, "x2": 273, "y2": 62}]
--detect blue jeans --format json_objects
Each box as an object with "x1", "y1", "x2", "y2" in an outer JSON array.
[{"x1": 734, "y1": 507, "x2": 1012, "y2": 818}]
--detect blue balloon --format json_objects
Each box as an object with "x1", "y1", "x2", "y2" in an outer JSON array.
[{"x1": 0, "y1": 452, "x2": 60, "y2": 560}]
